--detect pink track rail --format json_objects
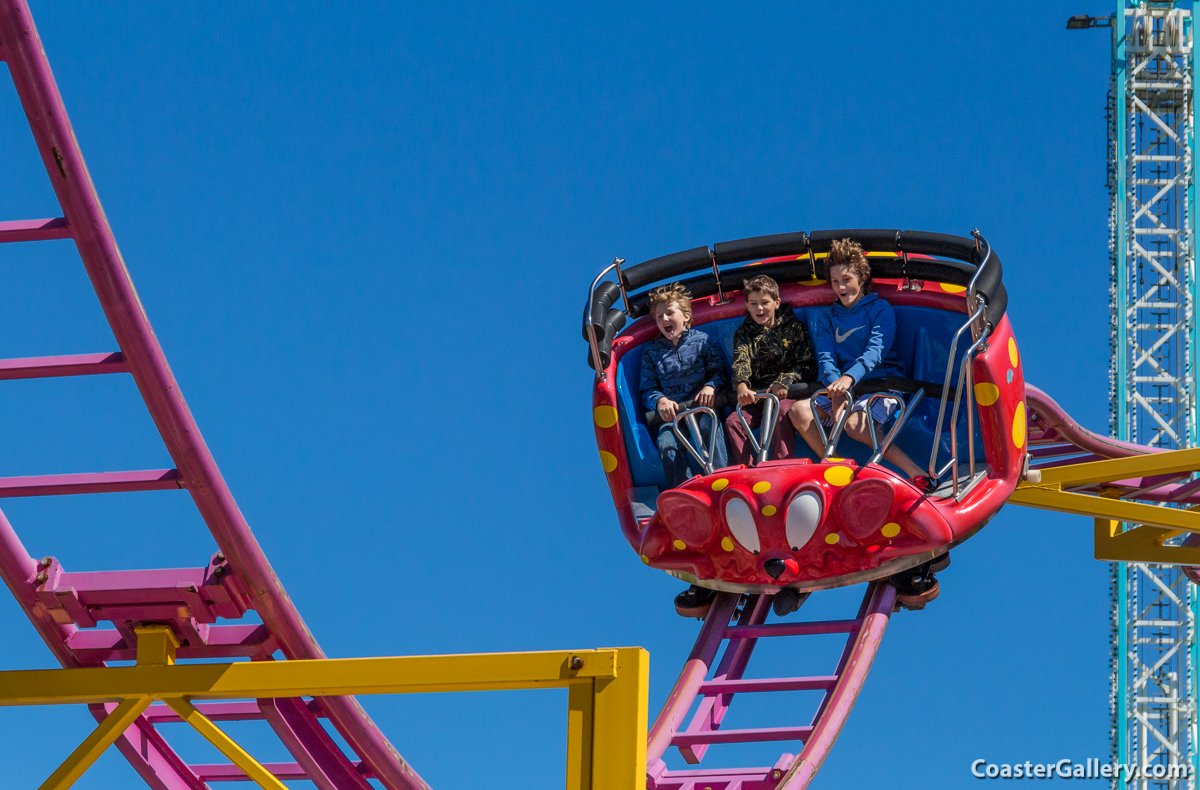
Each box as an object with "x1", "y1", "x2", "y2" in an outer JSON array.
[
  {"x1": 0, "y1": 3, "x2": 428, "y2": 788},
  {"x1": 646, "y1": 583, "x2": 896, "y2": 790}
]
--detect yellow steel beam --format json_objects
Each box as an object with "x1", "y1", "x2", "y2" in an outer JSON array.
[
  {"x1": 6, "y1": 647, "x2": 649, "y2": 790},
  {"x1": 134, "y1": 625, "x2": 178, "y2": 667},
  {"x1": 0, "y1": 648, "x2": 621, "y2": 707},
  {"x1": 38, "y1": 696, "x2": 151, "y2": 790},
  {"x1": 1030, "y1": 446, "x2": 1200, "y2": 487},
  {"x1": 1008, "y1": 485, "x2": 1200, "y2": 533},
  {"x1": 1092, "y1": 519, "x2": 1200, "y2": 564},
  {"x1": 164, "y1": 698, "x2": 289, "y2": 790},
  {"x1": 591, "y1": 647, "x2": 649, "y2": 790},
  {"x1": 566, "y1": 680, "x2": 594, "y2": 790}
]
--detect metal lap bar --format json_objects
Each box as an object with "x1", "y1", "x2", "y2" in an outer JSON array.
[
  {"x1": 810, "y1": 388, "x2": 853, "y2": 460},
  {"x1": 672, "y1": 406, "x2": 720, "y2": 475},
  {"x1": 946, "y1": 327, "x2": 990, "y2": 497},
  {"x1": 734, "y1": 391, "x2": 781, "y2": 464},
  {"x1": 584, "y1": 261, "x2": 619, "y2": 382},
  {"x1": 866, "y1": 390, "x2": 924, "y2": 467},
  {"x1": 0, "y1": 634, "x2": 649, "y2": 790},
  {"x1": 927, "y1": 300, "x2": 985, "y2": 478}
]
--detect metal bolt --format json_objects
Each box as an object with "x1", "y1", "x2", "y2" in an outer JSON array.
[
  {"x1": 569, "y1": 656, "x2": 584, "y2": 671},
  {"x1": 39, "y1": 557, "x2": 52, "y2": 568},
  {"x1": 36, "y1": 572, "x2": 47, "y2": 584},
  {"x1": 213, "y1": 566, "x2": 226, "y2": 578},
  {"x1": 214, "y1": 553, "x2": 224, "y2": 563}
]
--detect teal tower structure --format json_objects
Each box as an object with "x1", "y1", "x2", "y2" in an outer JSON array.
[{"x1": 1108, "y1": 2, "x2": 1199, "y2": 787}]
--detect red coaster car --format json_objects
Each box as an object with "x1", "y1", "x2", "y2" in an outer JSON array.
[{"x1": 585, "y1": 229, "x2": 1025, "y2": 593}]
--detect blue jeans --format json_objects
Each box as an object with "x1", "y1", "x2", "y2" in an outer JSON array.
[{"x1": 656, "y1": 413, "x2": 729, "y2": 488}]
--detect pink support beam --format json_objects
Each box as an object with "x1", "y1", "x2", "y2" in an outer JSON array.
[
  {"x1": 0, "y1": 352, "x2": 128, "y2": 380},
  {"x1": 0, "y1": 469, "x2": 183, "y2": 498},
  {"x1": 0, "y1": 3, "x2": 425, "y2": 787},
  {"x1": 0, "y1": 216, "x2": 70, "y2": 243}
]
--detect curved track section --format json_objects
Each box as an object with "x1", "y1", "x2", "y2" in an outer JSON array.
[
  {"x1": 0, "y1": 3, "x2": 426, "y2": 788},
  {"x1": 646, "y1": 583, "x2": 896, "y2": 790},
  {"x1": 1025, "y1": 384, "x2": 1159, "y2": 463}
]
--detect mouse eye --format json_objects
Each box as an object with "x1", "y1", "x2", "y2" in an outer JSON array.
[
  {"x1": 785, "y1": 490, "x2": 823, "y2": 551},
  {"x1": 723, "y1": 497, "x2": 760, "y2": 554}
]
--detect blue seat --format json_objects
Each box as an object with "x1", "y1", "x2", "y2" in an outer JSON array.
[{"x1": 614, "y1": 305, "x2": 981, "y2": 490}]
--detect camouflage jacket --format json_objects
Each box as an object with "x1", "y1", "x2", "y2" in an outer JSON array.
[{"x1": 731, "y1": 306, "x2": 816, "y2": 391}]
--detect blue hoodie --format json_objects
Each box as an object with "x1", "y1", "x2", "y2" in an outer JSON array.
[
  {"x1": 638, "y1": 328, "x2": 728, "y2": 411},
  {"x1": 811, "y1": 293, "x2": 906, "y2": 386}
]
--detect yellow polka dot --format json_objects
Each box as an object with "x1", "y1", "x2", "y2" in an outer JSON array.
[
  {"x1": 673, "y1": 539, "x2": 687, "y2": 550},
  {"x1": 800, "y1": 278, "x2": 828, "y2": 287},
  {"x1": 641, "y1": 554, "x2": 650, "y2": 564},
  {"x1": 1008, "y1": 337, "x2": 1019, "y2": 367},
  {"x1": 711, "y1": 478, "x2": 730, "y2": 491},
  {"x1": 752, "y1": 481, "x2": 771, "y2": 494},
  {"x1": 881, "y1": 522, "x2": 901, "y2": 538},
  {"x1": 593, "y1": 406, "x2": 618, "y2": 428},
  {"x1": 825, "y1": 533, "x2": 840, "y2": 545},
  {"x1": 1013, "y1": 401, "x2": 1027, "y2": 449},
  {"x1": 824, "y1": 466, "x2": 853, "y2": 486},
  {"x1": 941, "y1": 282, "x2": 967, "y2": 294},
  {"x1": 826, "y1": 457, "x2": 846, "y2": 463},
  {"x1": 599, "y1": 451, "x2": 618, "y2": 473},
  {"x1": 762, "y1": 505, "x2": 777, "y2": 516},
  {"x1": 974, "y1": 382, "x2": 1000, "y2": 406},
  {"x1": 721, "y1": 537, "x2": 734, "y2": 551}
]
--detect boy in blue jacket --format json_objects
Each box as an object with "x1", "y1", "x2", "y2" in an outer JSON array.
[
  {"x1": 638, "y1": 283, "x2": 729, "y2": 489},
  {"x1": 790, "y1": 239, "x2": 934, "y2": 491}
]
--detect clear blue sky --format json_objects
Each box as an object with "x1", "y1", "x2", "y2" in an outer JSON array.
[{"x1": 0, "y1": 1, "x2": 1131, "y2": 787}]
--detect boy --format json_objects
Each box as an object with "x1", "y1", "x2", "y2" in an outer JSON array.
[
  {"x1": 638, "y1": 283, "x2": 729, "y2": 488},
  {"x1": 724, "y1": 274, "x2": 816, "y2": 465},
  {"x1": 791, "y1": 239, "x2": 932, "y2": 487}
]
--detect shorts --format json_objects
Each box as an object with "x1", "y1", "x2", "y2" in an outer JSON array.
[{"x1": 812, "y1": 391, "x2": 903, "y2": 428}]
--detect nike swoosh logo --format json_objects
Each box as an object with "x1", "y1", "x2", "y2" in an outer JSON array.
[{"x1": 835, "y1": 326, "x2": 863, "y2": 343}]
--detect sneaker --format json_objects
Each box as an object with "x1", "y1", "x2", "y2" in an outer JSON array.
[
  {"x1": 911, "y1": 475, "x2": 938, "y2": 494},
  {"x1": 771, "y1": 587, "x2": 808, "y2": 617},
  {"x1": 674, "y1": 584, "x2": 717, "y2": 618}
]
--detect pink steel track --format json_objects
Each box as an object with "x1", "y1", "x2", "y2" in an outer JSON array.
[{"x1": 0, "y1": 2, "x2": 427, "y2": 788}]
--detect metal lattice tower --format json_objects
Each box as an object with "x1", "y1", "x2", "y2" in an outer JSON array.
[{"x1": 1109, "y1": 3, "x2": 1200, "y2": 787}]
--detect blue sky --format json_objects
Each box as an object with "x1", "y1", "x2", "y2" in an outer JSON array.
[{"x1": 0, "y1": 1, "x2": 1137, "y2": 788}]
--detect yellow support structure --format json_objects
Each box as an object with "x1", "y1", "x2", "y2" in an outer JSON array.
[
  {"x1": 1008, "y1": 446, "x2": 1200, "y2": 566},
  {"x1": 38, "y1": 696, "x2": 151, "y2": 790},
  {"x1": 0, "y1": 646, "x2": 650, "y2": 790},
  {"x1": 164, "y1": 697, "x2": 289, "y2": 790}
]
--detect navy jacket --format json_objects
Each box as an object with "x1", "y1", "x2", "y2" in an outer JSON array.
[
  {"x1": 811, "y1": 293, "x2": 906, "y2": 386},
  {"x1": 639, "y1": 328, "x2": 728, "y2": 411}
]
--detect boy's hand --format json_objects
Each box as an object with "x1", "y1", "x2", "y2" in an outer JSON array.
[
  {"x1": 827, "y1": 375, "x2": 855, "y2": 409},
  {"x1": 695, "y1": 386, "x2": 716, "y2": 408},
  {"x1": 767, "y1": 382, "x2": 787, "y2": 400},
  {"x1": 657, "y1": 397, "x2": 680, "y2": 423},
  {"x1": 736, "y1": 382, "x2": 756, "y2": 407}
]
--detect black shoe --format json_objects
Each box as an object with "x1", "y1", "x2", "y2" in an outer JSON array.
[
  {"x1": 771, "y1": 587, "x2": 807, "y2": 617},
  {"x1": 674, "y1": 584, "x2": 717, "y2": 618},
  {"x1": 911, "y1": 475, "x2": 939, "y2": 494}
]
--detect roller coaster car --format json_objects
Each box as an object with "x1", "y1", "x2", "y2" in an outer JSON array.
[{"x1": 585, "y1": 229, "x2": 1025, "y2": 594}]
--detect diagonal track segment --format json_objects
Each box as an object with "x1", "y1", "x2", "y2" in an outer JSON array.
[
  {"x1": 0, "y1": 2, "x2": 429, "y2": 788},
  {"x1": 646, "y1": 583, "x2": 895, "y2": 790}
]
